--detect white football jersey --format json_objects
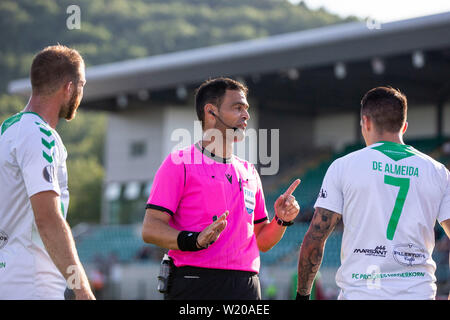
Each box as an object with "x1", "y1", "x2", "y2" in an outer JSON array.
[
  {"x1": 314, "y1": 141, "x2": 450, "y2": 300},
  {"x1": 0, "y1": 112, "x2": 69, "y2": 299}
]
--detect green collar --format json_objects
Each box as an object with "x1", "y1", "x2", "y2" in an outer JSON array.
[{"x1": 371, "y1": 141, "x2": 418, "y2": 161}]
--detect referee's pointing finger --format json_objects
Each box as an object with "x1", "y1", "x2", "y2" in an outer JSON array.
[{"x1": 284, "y1": 179, "x2": 301, "y2": 196}]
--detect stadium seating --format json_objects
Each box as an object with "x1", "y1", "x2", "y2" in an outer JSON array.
[
  {"x1": 76, "y1": 224, "x2": 149, "y2": 264},
  {"x1": 260, "y1": 223, "x2": 342, "y2": 267}
]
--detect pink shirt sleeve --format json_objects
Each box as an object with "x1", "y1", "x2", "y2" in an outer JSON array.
[
  {"x1": 253, "y1": 164, "x2": 268, "y2": 224},
  {"x1": 146, "y1": 153, "x2": 185, "y2": 217}
]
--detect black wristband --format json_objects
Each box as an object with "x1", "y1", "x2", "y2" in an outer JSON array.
[
  {"x1": 296, "y1": 292, "x2": 310, "y2": 300},
  {"x1": 177, "y1": 231, "x2": 204, "y2": 251},
  {"x1": 275, "y1": 215, "x2": 294, "y2": 227}
]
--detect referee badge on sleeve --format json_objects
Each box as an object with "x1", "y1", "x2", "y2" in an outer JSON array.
[{"x1": 243, "y1": 187, "x2": 256, "y2": 214}]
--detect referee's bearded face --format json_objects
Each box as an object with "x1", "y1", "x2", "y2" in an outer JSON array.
[
  {"x1": 216, "y1": 89, "x2": 250, "y2": 142},
  {"x1": 60, "y1": 64, "x2": 86, "y2": 121}
]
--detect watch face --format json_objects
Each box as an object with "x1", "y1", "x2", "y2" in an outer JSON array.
[{"x1": 275, "y1": 216, "x2": 284, "y2": 225}]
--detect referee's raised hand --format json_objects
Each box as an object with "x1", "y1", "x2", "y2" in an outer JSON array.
[
  {"x1": 197, "y1": 211, "x2": 229, "y2": 248},
  {"x1": 274, "y1": 179, "x2": 301, "y2": 223}
]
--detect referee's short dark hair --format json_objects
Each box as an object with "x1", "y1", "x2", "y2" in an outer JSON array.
[
  {"x1": 195, "y1": 77, "x2": 248, "y2": 128},
  {"x1": 361, "y1": 86, "x2": 408, "y2": 133}
]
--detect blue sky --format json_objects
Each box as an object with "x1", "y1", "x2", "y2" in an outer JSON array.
[{"x1": 289, "y1": 0, "x2": 450, "y2": 22}]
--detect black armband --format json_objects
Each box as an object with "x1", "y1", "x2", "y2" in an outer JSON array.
[
  {"x1": 296, "y1": 292, "x2": 310, "y2": 300},
  {"x1": 177, "y1": 231, "x2": 204, "y2": 251}
]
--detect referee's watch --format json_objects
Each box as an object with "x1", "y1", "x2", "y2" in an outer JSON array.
[{"x1": 274, "y1": 215, "x2": 294, "y2": 227}]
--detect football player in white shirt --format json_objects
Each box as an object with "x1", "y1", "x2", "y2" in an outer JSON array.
[
  {"x1": 0, "y1": 45, "x2": 94, "y2": 300},
  {"x1": 296, "y1": 87, "x2": 450, "y2": 300}
]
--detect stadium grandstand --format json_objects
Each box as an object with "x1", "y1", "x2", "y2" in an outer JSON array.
[{"x1": 9, "y1": 11, "x2": 450, "y2": 299}]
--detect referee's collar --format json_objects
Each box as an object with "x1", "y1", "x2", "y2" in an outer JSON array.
[{"x1": 195, "y1": 142, "x2": 232, "y2": 164}]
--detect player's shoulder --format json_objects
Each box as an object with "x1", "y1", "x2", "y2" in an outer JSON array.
[
  {"x1": 331, "y1": 145, "x2": 372, "y2": 166},
  {"x1": 324, "y1": 146, "x2": 380, "y2": 178},
  {"x1": 1, "y1": 112, "x2": 51, "y2": 141},
  {"x1": 407, "y1": 145, "x2": 448, "y2": 173}
]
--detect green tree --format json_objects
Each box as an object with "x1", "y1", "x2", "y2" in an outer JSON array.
[
  {"x1": 0, "y1": 94, "x2": 26, "y2": 123},
  {"x1": 65, "y1": 156, "x2": 104, "y2": 226}
]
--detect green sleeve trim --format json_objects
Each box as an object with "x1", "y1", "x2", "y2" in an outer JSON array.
[
  {"x1": 1, "y1": 112, "x2": 48, "y2": 136},
  {"x1": 1, "y1": 113, "x2": 23, "y2": 135}
]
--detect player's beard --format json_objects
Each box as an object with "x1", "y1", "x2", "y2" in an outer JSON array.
[{"x1": 59, "y1": 86, "x2": 81, "y2": 121}]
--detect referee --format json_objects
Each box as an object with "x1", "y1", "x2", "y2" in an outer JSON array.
[{"x1": 142, "y1": 77, "x2": 300, "y2": 300}]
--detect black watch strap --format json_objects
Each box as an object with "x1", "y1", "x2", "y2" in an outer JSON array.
[{"x1": 275, "y1": 215, "x2": 294, "y2": 227}]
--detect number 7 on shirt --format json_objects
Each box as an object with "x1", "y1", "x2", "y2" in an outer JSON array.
[{"x1": 384, "y1": 175, "x2": 410, "y2": 241}]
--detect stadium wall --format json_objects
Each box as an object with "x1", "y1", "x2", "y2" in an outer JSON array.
[
  {"x1": 311, "y1": 103, "x2": 447, "y2": 152},
  {"x1": 104, "y1": 107, "x2": 164, "y2": 183},
  {"x1": 405, "y1": 104, "x2": 437, "y2": 139},
  {"x1": 259, "y1": 110, "x2": 315, "y2": 162},
  {"x1": 313, "y1": 111, "x2": 357, "y2": 152},
  {"x1": 443, "y1": 102, "x2": 450, "y2": 135}
]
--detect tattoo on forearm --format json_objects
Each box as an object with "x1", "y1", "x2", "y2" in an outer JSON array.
[{"x1": 297, "y1": 207, "x2": 341, "y2": 295}]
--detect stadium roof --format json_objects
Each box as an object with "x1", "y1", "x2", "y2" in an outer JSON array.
[{"x1": 8, "y1": 11, "x2": 450, "y2": 105}]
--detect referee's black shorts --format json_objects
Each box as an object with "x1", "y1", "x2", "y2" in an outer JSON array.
[{"x1": 165, "y1": 264, "x2": 261, "y2": 300}]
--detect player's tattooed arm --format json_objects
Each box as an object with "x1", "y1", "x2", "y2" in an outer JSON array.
[{"x1": 297, "y1": 207, "x2": 342, "y2": 296}]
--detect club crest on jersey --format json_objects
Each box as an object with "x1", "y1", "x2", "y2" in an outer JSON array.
[
  {"x1": 393, "y1": 243, "x2": 427, "y2": 267},
  {"x1": 243, "y1": 187, "x2": 255, "y2": 214},
  {"x1": 43, "y1": 165, "x2": 56, "y2": 183},
  {"x1": 0, "y1": 230, "x2": 8, "y2": 250}
]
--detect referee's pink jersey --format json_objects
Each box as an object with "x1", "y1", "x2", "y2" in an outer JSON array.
[{"x1": 146, "y1": 143, "x2": 268, "y2": 273}]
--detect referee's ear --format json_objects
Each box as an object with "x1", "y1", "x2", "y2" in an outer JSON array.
[
  {"x1": 204, "y1": 104, "x2": 217, "y2": 127},
  {"x1": 205, "y1": 104, "x2": 217, "y2": 115}
]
